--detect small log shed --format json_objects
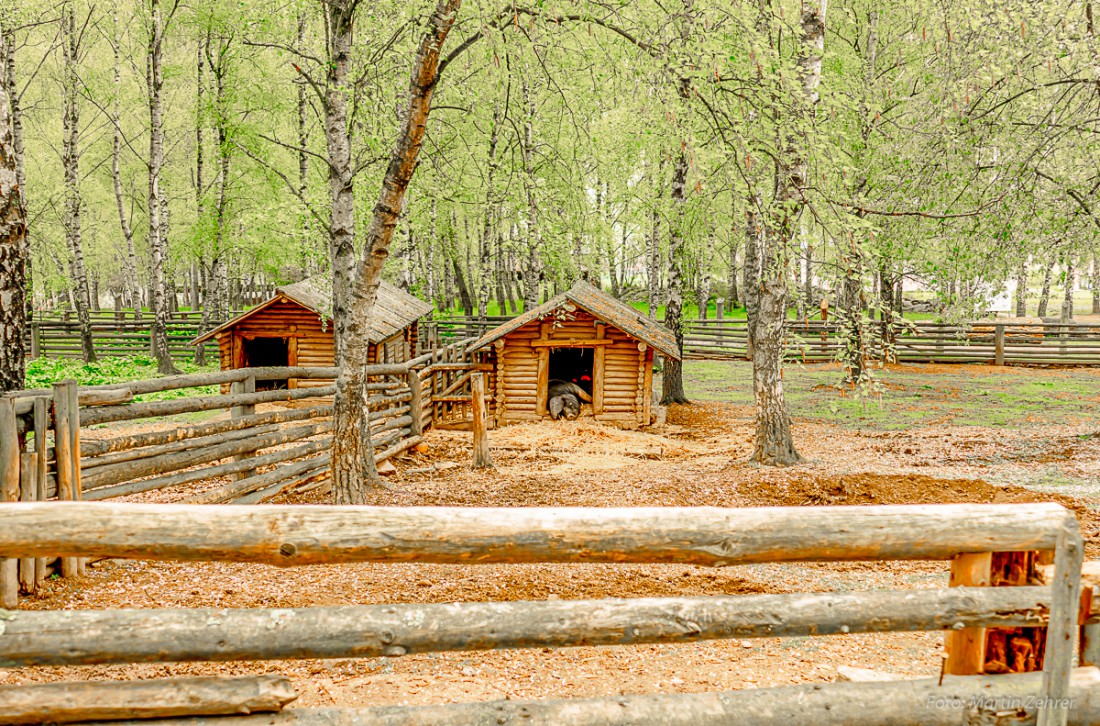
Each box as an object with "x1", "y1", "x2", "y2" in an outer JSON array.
[
  {"x1": 192, "y1": 276, "x2": 432, "y2": 389},
  {"x1": 467, "y1": 281, "x2": 680, "y2": 428}
]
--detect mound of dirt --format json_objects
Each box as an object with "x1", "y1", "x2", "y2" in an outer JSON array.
[{"x1": 744, "y1": 472, "x2": 1100, "y2": 556}]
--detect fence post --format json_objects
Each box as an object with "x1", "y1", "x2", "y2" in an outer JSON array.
[
  {"x1": 471, "y1": 372, "x2": 491, "y2": 469},
  {"x1": 715, "y1": 298, "x2": 724, "y2": 320},
  {"x1": 1038, "y1": 519, "x2": 1083, "y2": 726},
  {"x1": 30, "y1": 321, "x2": 41, "y2": 359},
  {"x1": 406, "y1": 367, "x2": 423, "y2": 437},
  {"x1": 52, "y1": 381, "x2": 81, "y2": 578},
  {"x1": 230, "y1": 375, "x2": 257, "y2": 480},
  {"x1": 18, "y1": 452, "x2": 37, "y2": 593},
  {"x1": 1082, "y1": 593, "x2": 1100, "y2": 667},
  {"x1": 0, "y1": 395, "x2": 19, "y2": 607},
  {"x1": 994, "y1": 324, "x2": 1005, "y2": 366},
  {"x1": 32, "y1": 397, "x2": 48, "y2": 585}
]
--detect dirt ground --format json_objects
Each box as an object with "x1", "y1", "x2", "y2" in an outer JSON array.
[{"x1": 8, "y1": 362, "x2": 1100, "y2": 708}]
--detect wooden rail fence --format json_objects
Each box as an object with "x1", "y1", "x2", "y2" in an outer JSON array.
[
  {"x1": 685, "y1": 319, "x2": 1100, "y2": 366},
  {"x1": 0, "y1": 340, "x2": 483, "y2": 607},
  {"x1": 0, "y1": 502, "x2": 1090, "y2": 724},
  {"x1": 22, "y1": 312, "x2": 241, "y2": 361},
  {"x1": 424, "y1": 316, "x2": 1100, "y2": 366}
]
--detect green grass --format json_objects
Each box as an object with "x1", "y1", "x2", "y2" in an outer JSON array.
[
  {"x1": 26, "y1": 356, "x2": 221, "y2": 402},
  {"x1": 683, "y1": 359, "x2": 1100, "y2": 431}
]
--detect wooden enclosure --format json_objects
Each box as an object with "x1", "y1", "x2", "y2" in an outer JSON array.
[
  {"x1": 192, "y1": 277, "x2": 432, "y2": 388},
  {"x1": 0, "y1": 501, "x2": 1089, "y2": 724},
  {"x1": 467, "y1": 281, "x2": 679, "y2": 428}
]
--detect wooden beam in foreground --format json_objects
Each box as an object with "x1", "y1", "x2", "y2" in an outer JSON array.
[
  {"x1": 0, "y1": 502, "x2": 1072, "y2": 566},
  {"x1": 73, "y1": 668, "x2": 1100, "y2": 726},
  {"x1": 0, "y1": 587, "x2": 1050, "y2": 667},
  {"x1": 0, "y1": 675, "x2": 296, "y2": 725}
]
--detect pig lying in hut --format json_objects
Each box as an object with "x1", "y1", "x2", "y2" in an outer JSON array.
[{"x1": 547, "y1": 379, "x2": 592, "y2": 420}]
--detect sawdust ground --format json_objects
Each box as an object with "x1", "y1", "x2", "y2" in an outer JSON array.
[{"x1": 8, "y1": 391, "x2": 1100, "y2": 708}]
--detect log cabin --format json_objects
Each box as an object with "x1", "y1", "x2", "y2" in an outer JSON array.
[
  {"x1": 191, "y1": 276, "x2": 432, "y2": 389},
  {"x1": 467, "y1": 281, "x2": 680, "y2": 428}
]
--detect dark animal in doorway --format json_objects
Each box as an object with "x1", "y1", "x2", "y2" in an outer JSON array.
[{"x1": 548, "y1": 379, "x2": 591, "y2": 421}]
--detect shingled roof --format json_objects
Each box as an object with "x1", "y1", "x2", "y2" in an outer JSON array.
[
  {"x1": 192, "y1": 276, "x2": 432, "y2": 345},
  {"x1": 466, "y1": 280, "x2": 681, "y2": 359}
]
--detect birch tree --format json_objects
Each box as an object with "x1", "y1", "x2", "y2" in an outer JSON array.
[{"x1": 0, "y1": 63, "x2": 26, "y2": 391}]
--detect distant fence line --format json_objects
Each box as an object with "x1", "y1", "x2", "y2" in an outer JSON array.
[
  {"x1": 28, "y1": 310, "x2": 1100, "y2": 367},
  {"x1": 21, "y1": 311, "x2": 244, "y2": 361},
  {"x1": 422, "y1": 317, "x2": 1100, "y2": 367}
]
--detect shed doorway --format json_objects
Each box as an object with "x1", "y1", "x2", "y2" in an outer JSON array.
[
  {"x1": 242, "y1": 336, "x2": 290, "y2": 390},
  {"x1": 549, "y1": 347, "x2": 593, "y2": 396}
]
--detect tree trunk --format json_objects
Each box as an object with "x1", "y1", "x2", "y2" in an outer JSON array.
[
  {"x1": 2, "y1": 23, "x2": 29, "y2": 320},
  {"x1": 0, "y1": 63, "x2": 26, "y2": 391},
  {"x1": 745, "y1": 0, "x2": 825, "y2": 467},
  {"x1": 477, "y1": 101, "x2": 501, "y2": 317},
  {"x1": 520, "y1": 81, "x2": 540, "y2": 311},
  {"x1": 661, "y1": 133, "x2": 689, "y2": 405},
  {"x1": 452, "y1": 252, "x2": 474, "y2": 316},
  {"x1": 296, "y1": 11, "x2": 310, "y2": 264},
  {"x1": 839, "y1": 236, "x2": 865, "y2": 382},
  {"x1": 1061, "y1": 254, "x2": 1075, "y2": 323},
  {"x1": 198, "y1": 37, "x2": 232, "y2": 364},
  {"x1": 1092, "y1": 252, "x2": 1099, "y2": 315},
  {"x1": 1015, "y1": 258, "x2": 1028, "y2": 317},
  {"x1": 146, "y1": 0, "x2": 179, "y2": 374},
  {"x1": 427, "y1": 198, "x2": 440, "y2": 309},
  {"x1": 193, "y1": 33, "x2": 208, "y2": 366},
  {"x1": 696, "y1": 236, "x2": 713, "y2": 318},
  {"x1": 62, "y1": 3, "x2": 96, "y2": 363},
  {"x1": 331, "y1": 0, "x2": 461, "y2": 504},
  {"x1": 648, "y1": 200, "x2": 661, "y2": 318},
  {"x1": 324, "y1": 0, "x2": 357, "y2": 363},
  {"x1": 1037, "y1": 258, "x2": 1054, "y2": 318},
  {"x1": 727, "y1": 238, "x2": 739, "y2": 310}
]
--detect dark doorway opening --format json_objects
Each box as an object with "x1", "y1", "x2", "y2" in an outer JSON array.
[
  {"x1": 242, "y1": 336, "x2": 289, "y2": 390},
  {"x1": 549, "y1": 347, "x2": 593, "y2": 395}
]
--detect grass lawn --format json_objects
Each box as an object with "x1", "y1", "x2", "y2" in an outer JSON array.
[{"x1": 684, "y1": 359, "x2": 1100, "y2": 431}]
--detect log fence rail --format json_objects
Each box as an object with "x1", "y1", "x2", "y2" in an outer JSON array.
[
  {"x1": 0, "y1": 501, "x2": 1088, "y2": 725},
  {"x1": 424, "y1": 316, "x2": 1100, "y2": 367}
]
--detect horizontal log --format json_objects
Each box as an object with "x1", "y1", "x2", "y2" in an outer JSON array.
[
  {"x1": 423, "y1": 362, "x2": 492, "y2": 371},
  {"x1": 78, "y1": 668, "x2": 1100, "y2": 726},
  {"x1": 0, "y1": 675, "x2": 296, "y2": 724},
  {"x1": 82, "y1": 420, "x2": 333, "y2": 491},
  {"x1": 77, "y1": 388, "x2": 134, "y2": 407},
  {"x1": 189, "y1": 449, "x2": 331, "y2": 505},
  {"x1": 85, "y1": 437, "x2": 332, "y2": 501},
  {"x1": 530, "y1": 339, "x2": 614, "y2": 347},
  {"x1": 0, "y1": 586, "x2": 1049, "y2": 667},
  {"x1": 81, "y1": 422, "x2": 290, "y2": 471},
  {"x1": 232, "y1": 465, "x2": 330, "y2": 506},
  {"x1": 366, "y1": 391, "x2": 412, "y2": 408},
  {"x1": 376, "y1": 434, "x2": 423, "y2": 464},
  {"x1": 0, "y1": 502, "x2": 1071, "y2": 566},
  {"x1": 371, "y1": 427, "x2": 411, "y2": 451},
  {"x1": 10, "y1": 366, "x2": 407, "y2": 402},
  {"x1": 80, "y1": 406, "x2": 332, "y2": 457},
  {"x1": 80, "y1": 386, "x2": 338, "y2": 426}
]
